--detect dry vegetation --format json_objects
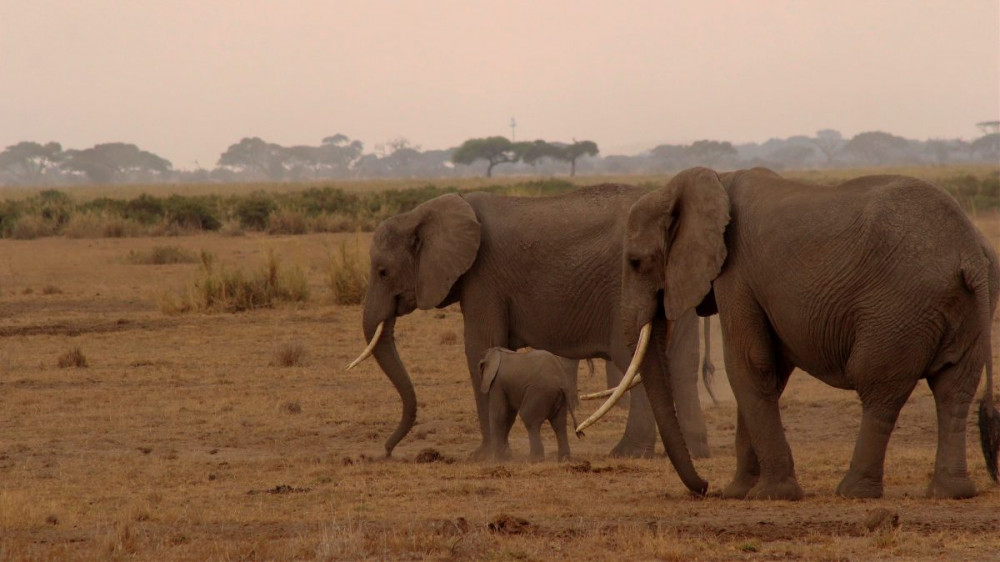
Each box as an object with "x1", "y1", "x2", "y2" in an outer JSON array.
[{"x1": 1, "y1": 168, "x2": 999, "y2": 560}]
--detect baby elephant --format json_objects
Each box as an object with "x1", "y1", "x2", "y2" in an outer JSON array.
[{"x1": 479, "y1": 347, "x2": 580, "y2": 462}]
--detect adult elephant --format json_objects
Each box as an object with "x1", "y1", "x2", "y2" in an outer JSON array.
[
  {"x1": 348, "y1": 185, "x2": 710, "y2": 493},
  {"x1": 611, "y1": 166, "x2": 999, "y2": 500}
]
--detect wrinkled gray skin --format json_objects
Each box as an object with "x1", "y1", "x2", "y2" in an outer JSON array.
[
  {"x1": 622, "y1": 167, "x2": 999, "y2": 500},
  {"x1": 479, "y1": 348, "x2": 579, "y2": 462},
  {"x1": 363, "y1": 185, "x2": 708, "y2": 494}
]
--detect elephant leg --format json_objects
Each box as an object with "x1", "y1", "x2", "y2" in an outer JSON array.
[
  {"x1": 721, "y1": 304, "x2": 803, "y2": 500},
  {"x1": 551, "y1": 405, "x2": 571, "y2": 462},
  {"x1": 464, "y1": 328, "x2": 507, "y2": 460},
  {"x1": 723, "y1": 360, "x2": 792, "y2": 499},
  {"x1": 524, "y1": 419, "x2": 546, "y2": 463},
  {"x1": 605, "y1": 361, "x2": 627, "y2": 409},
  {"x1": 487, "y1": 391, "x2": 514, "y2": 462},
  {"x1": 721, "y1": 408, "x2": 760, "y2": 498},
  {"x1": 669, "y1": 309, "x2": 710, "y2": 458},
  {"x1": 924, "y1": 357, "x2": 981, "y2": 499},
  {"x1": 610, "y1": 383, "x2": 658, "y2": 458},
  {"x1": 835, "y1": 396, "x2": 913, "y2": 498}
]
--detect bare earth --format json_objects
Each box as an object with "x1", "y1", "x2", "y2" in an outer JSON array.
[{"x1": 1, "y1": 219, "x2": 999, "y2": 560}]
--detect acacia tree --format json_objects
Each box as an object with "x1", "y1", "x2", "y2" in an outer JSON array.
[
  {"x1": 811, "y1": 129, "x2": 843, "y2": 165},
  {"x1": 217, "y1": 137, "x2": 287, "y2": 180},
  {"x1": 842, "y1": 131, "x2": 910, "y2": 165},
  {"x1": 452, "y1": 136, "x2": 519, "y2": 177},
  {"x1": 559, "y1": 140, "x2": 599, "y2": 176},
  {"x1": 0, "y1": 141, "x2": 63, "y2": 184},
  {"x1": 61, "y1": 143, "x2": 172, "y2": 184}
]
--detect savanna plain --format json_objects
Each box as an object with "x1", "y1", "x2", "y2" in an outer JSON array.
[{"x1": 1, "y1": 169, "x2": 999, "y2": 560}]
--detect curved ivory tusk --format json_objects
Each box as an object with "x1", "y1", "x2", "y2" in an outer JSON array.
[
  {"x1": 575, "y1": 323, "x2": 650, "y2": 435},
  {"x1": 346, "y1": 321, "x2": 384, "y2": 370},
  {"x1": 580, "y1": 374, "x2": 643, "y2": 400}
]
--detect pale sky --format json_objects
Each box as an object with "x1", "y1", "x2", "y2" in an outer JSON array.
[{"x1": 1, "y1": 0, "x2": 997, "y2": 170}]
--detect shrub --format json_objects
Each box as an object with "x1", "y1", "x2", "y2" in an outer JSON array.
[
  {"x1": 63, "y1": 213, "x2": 140, "y2": 238},
  {"x1": 10, "y1": 215, "x2": 56, "y2": 240},
  {"x1": 164, "y1": 195, "x2": 221, "y2": 231},
  {"x1": 126, "y1": 245, "x2": 198, "y2": 265},
  {"x1": 328, "y1": 239, "x2": 369, "y2": 305},
  {"x1": 57, "y1": 347, "x2": 88, "y2": 368},
  {"x1": 236, "y1": 194, "x2": 276, "y2": 230},
  {"x1": 273, "y1": 343, "x2": 307, "y2": 367},
  {"x1": 267, "y1": 208, "x2": 308, "y2": 235}
]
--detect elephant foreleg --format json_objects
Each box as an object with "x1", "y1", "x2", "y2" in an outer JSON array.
[{"x1": 464, "y1": 323, "x2": 508, "y2": 460}]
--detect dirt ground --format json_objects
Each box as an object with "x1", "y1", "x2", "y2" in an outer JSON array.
[{"x1": 1, "y1": 218, "x2": 999, "y2": 560}]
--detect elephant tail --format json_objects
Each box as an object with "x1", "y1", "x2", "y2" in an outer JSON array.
[
  {"x1": 701, "y1": 316, "x2": 720, "y2": 406},
  {"x1": 566, "y1": 390, "x2": 583, "y2": 439},
  {"x1": 968, "y1": 256, "x2": 999, "y2": 483}
]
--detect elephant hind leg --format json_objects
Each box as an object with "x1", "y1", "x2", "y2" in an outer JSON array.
[
  {"x1": 925, "y1": 354, "x2": 983, "y2": 499},
  {"x1": 836, "y1": 354, "x2": 919, "y2": 499},
  {"x1": 550, "y1": 405, "x2": 571, "y2": 462}
]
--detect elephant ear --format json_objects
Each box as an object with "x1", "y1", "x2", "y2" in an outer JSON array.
[
  {"x1": 479, "y1": 348, "x2": 504, "y2": 394},
  {"x1": 411, "y1": 194, "x2": 482, "y2": 310},
  {"x1": 663, "y1": 168, "x2": 731, "y2": 320}
]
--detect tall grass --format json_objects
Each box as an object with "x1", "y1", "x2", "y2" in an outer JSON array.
[
  {"x1": 0, "y1": 167, "x2": 996, "y2": 239},
  {"x1": 328, "y1": 238, "x2": 369, "y2": 305},
  {"x1": 163, "y1": 250, "x2": 310, "y2": 313}
]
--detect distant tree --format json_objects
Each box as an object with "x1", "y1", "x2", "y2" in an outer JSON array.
[
  {"x1": 61, "y1": 143, "x2": 172, "y2": 184},
  {"x1": 811, "y1": 129, "x2": 843, "y2": 165},
  {"x1": 217, "y1": 137, "x2": 286, "y2": 180},
  {"x1": 841, "y1": 131, "x2": 909, "y2": 165},
  {"x1": 976, "y1": 121, "x2": 1000, "y2": 135},
  {"x1": 558, "y1": 140, "x2": 599, "y2": 176},
  {"x1": 923, "y1": 139, "x2": 964, "y2": 165},
  {"x1": 686, "y1": 140, "x2": 737, "y2": 168},
  {"x1": 648, "y1": 144, "x2": 690, "y2": 171},
  {"x1": 284, "y1": 145, "x2": 322, "y2": 179},
  {"x1": 452, "y1": 136, "x2": 519, "y2": 177},
  {"x1": 970, "y1": 133, "x2": 1000, "y2": 161},
  {"x1": 769, "y1": 145, "x2": 816, "y2": 169},
  {"x1": 0, "y1": 141, "x2": 63, "y2": 185},
  {"x1": 318, "y1": 134, "x2": 364, "y2": 176}
]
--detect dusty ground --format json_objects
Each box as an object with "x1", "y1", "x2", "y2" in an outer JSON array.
[{"x1": 1, "y1": 218, "x2": 999, "y2": 560}]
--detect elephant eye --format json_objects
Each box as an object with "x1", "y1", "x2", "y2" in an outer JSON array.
[
  {"x1": 377, "y1": 267, "x2": 388, "y2": 279},
  {"x1": 628, "y1": 256, "x2": 642, "y2": 270}
]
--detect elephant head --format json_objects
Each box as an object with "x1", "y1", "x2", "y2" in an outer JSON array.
[
  {"x1": 350, "y1": 194, "x2": 481, "y2": 456},
  {"x1": 621, "y1": 167, "x2": 729, "y2": 385}
]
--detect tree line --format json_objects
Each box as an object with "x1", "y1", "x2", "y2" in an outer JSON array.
[{"x1": 1, "y1": 123, "x2": 997, "y2": 186}]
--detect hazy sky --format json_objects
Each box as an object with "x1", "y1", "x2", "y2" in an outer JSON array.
[{"x1": 1, "y1": 0, "x2": 997, "y2": 169}]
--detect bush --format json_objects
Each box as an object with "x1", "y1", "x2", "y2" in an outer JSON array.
[
  {"x1": 164, "y1": 195, "x2": 221, "y2": 231},
  {"x1": 328, "y1": 239, "x2": 369, "y2": 305},
  {"x1": 57, "y1": 347, "x2": 88, "y2": 368},
  {"x1": 126, "y1": 245, "x2": 199, "y2": 265},
  {"x1": 267, "y1": 208, "x2": 308, "y2": 235},
  {"x1": 236, "y1": 194, "x2": 276, "y2": 230},
  {"x1": 10, "y1": 215, "x2": 57, "y2": 240},
  {"x1": 273, "y1": 342, "x2": 307, "y2": 367}
]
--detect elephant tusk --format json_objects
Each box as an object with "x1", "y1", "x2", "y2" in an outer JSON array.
[
  {"x1": 346, "y1": 321, "x2": 384, "y2": 370},
  {"x1": 575, "y1": 323, "x2": 651, "y2": 435},
  {"x1": 580, "y1": 374, "x2": 643, "y2": 400}
]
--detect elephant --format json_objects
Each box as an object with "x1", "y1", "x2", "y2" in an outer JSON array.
[
  {"x1": 479, "y1": 347, "x2": 580, "y2": 462},
  {"x1": 348, "y1": 185, "x2": 713, "y2": 494},
  {"x1": 610, "y1": 166, "x2": 999, "y2": 500}
]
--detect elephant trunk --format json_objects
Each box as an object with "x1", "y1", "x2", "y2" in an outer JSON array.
[
  {"x1": 643, "y1": 316, "x2": 708, "y2": 495},
  {"x1": 362, "y1": 312, "x2": 416, "y2": 457}
]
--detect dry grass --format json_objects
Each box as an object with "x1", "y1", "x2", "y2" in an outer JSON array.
[
  {"x1": 0, "y1": 210, "x2": 998, "y2": 560},
  {"x1": 327, "y1": 237, "x2": 369, "y2": 305},
  {"x1": 56, "y1": 347, "x2": 88, "y2": 368},
  {"x1": 272, "y1": 342, "x2": 307, "y2": 367},
  {"x1": 163, "y1": 249, "x2": 310, "y2": 313},
  {"x1": 125, "y1": 245, "x2": 199, "y2": 265}
]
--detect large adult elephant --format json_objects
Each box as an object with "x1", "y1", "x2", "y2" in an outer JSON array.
[
  {"x1": 348, "y1": 185, "x2": 710, "y2": 493},
  {"x1": 611, "y1": 166, "x2": 999, "y2": 499}
]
